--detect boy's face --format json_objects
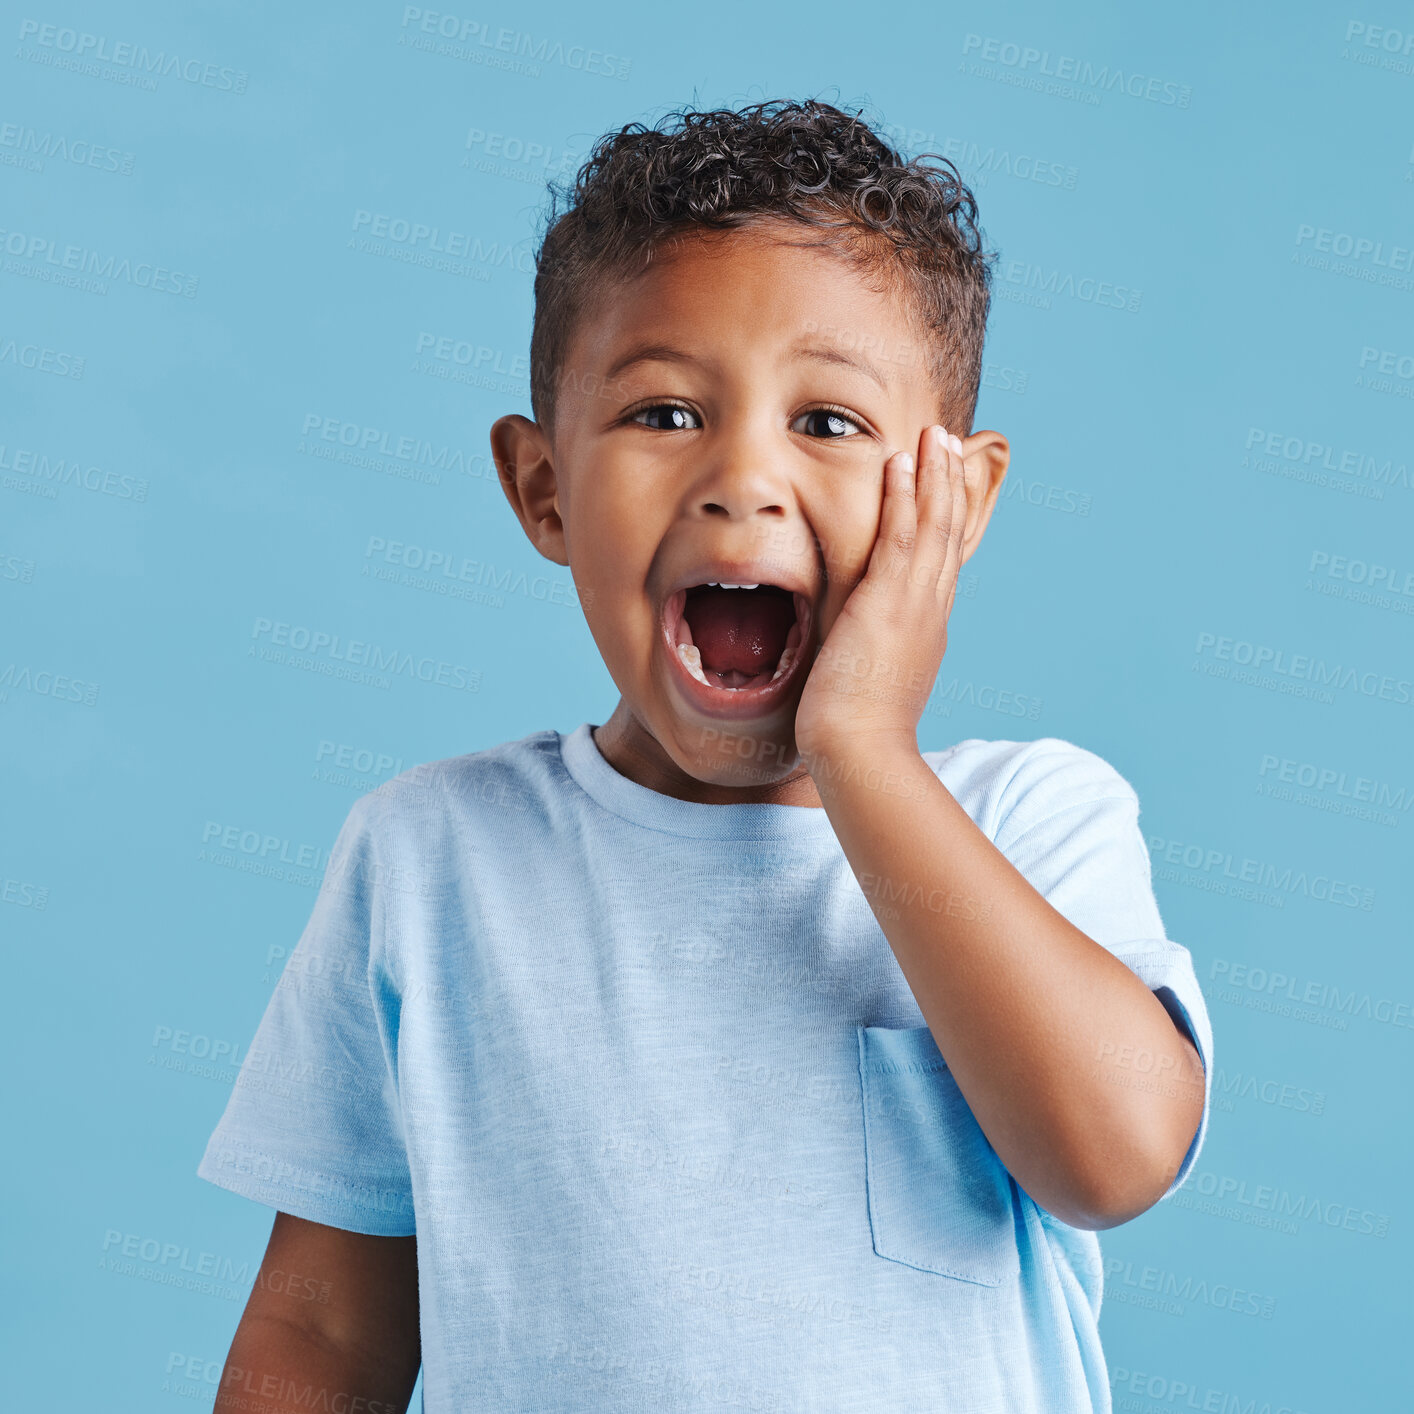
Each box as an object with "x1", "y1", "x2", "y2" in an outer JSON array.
[{"x1": 493, "y1": 222, "x2": 1008, "y2": 804}]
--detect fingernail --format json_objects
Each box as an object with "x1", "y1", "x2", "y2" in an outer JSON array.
[
  {"x1": 950, "y1": 435, "x2": 963, "y2": 454},
  {"x1": 898, "y1": 452, "x2": 915, "y2": 474}
]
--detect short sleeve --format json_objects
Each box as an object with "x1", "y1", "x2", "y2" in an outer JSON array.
[
  {"x1": 989, "y1": 739, "x2": 1213, "y2": 1202},
  {"x1": 195, "y1": 792, "x2": 416, "y2": 1235}
]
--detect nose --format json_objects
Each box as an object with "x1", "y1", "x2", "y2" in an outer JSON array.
[{"x1": 688, "y1": 430, "x2": 791, "y2": 521}]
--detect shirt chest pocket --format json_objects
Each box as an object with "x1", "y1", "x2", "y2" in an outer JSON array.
[{"x1": 856, "y1": 1024, "x2": 1020, "y2": 1286}]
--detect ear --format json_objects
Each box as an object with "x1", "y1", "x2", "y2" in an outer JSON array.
[
  {"x1": 490, "y1": 414, "x2": 568, "y2": 567},
  {"x1": 955, "y1": 428, "x2": 1010, "y2": 563}
]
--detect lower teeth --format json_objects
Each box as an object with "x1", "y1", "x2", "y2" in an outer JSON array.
[
  {"x1": 676, "y1": 641, "x2": 796, "y2": 690},
  {"x1": 676, "y1": 642, "x2": 710, "y2": 686}
]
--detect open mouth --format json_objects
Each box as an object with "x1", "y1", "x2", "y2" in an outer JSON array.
[{"x1": 661, "y1": 582, "x2": 812, "y2": 711}]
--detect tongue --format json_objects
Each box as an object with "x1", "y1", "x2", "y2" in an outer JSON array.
[{"x1": 684, "y1": 587, "x2": 794, "y2": 676}]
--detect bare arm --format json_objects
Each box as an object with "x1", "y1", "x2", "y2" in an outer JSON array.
[
  {"x1": 793, "y1": 427, "x2": 1204, "y2": 1232},
  {"x1": 808, "y1": 739, "x2": 1205, "y2": 1231},
  {"x1": 213, "y1": 1212, "x2": 421, "y2": 1414}
]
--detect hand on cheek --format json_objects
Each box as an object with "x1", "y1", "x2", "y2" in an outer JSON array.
[{"x1": 793, "y1": 424, "x2": 968, "y2": 761}]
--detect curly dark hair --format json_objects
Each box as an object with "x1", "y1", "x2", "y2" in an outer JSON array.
[{"x1": 528, "y1": 98, "x2": 995, "y2": 437}]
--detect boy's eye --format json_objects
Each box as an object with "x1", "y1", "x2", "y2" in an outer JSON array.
[
  {"x1": 792, "y1": 408, "x2": 863, "y2": 439},
  {"x1": 630, "y1": 403, "x2": 701, "y2": 431}
]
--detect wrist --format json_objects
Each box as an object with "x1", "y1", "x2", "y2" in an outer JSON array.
[{"x1": 796, "y1": 726, "x2": 922, "y2": 782}]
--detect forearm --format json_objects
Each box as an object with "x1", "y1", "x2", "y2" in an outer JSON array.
[
  {"x1": 214, "y1": 1312, "x2": 419, "y2": 1414},
  {"x1": 806, "y1": 735, "x2": 1205, "y2": 1230}
]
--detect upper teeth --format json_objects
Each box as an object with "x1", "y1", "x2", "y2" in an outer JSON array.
[{"x1": 708, "y1": 582, "x2": 759, "y2": 589}]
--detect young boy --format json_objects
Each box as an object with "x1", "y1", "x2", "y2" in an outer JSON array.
[{"x1": 198, "y1": 99, "x2": 1212, "y2": 1413}]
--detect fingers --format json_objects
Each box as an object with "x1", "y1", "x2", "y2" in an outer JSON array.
[
  {"x1": 913, "y1": 424, "x2": 968, "y2": 598},
  {"x1": 866, "y1": 446, "x2": 918, "y2": 587},
  {"x1": 913, "y1": 425, "x2": 949, "y2": 546},
  {"x1": 946, "y1": 428, "x2": 968, "y2": 592},
  {"x1": 864, "y1": 425, "x2": 967, "y2": 602}
]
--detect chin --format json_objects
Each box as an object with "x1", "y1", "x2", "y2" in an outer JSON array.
[{"x1": 671, "y1": 720, "x2": 803, "y2": 789}]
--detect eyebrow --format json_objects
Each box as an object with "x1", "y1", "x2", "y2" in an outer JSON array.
[
  {"x1": 602, "y1": 338, "x2": 890, "y2": 393},
  {"x1": 602, "y1": 343, "x2": 704, "y2": 384},
  {"x1": 788, "y1": 339, "x2": 889, "y2": 391}
]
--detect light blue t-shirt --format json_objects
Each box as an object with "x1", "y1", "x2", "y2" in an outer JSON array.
[{"x1": 197, "y1": 723, "x2": 1213, "y2": 1413}]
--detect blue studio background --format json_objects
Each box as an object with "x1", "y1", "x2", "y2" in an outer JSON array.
[{"x1": 3, "y1": 1, "x2": 1410, "y2": 1408}]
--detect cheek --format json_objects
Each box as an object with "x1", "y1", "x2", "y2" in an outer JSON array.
[
  {"x1": 743, "y1": 472, "x2": 880, "y2": 593},
  {"x1": 565, "y1": 495, "x2": 653, "y2": 604},
  {"x1": 578, "y1": 577, "x2": 653, "y2": 664},
  {"x1": 575, "y1": 582, "x2": 657, "y2": 701},
  {"x1": 802, "y1": 473, "x2": 883, "y2": 604},
  {"x1": 566, "y1": 521, "x2": 664, "y2": 664}
]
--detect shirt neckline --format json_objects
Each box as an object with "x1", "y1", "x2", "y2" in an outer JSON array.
[{"x1": 557, "y1": 722, "x2": 841, "y2": 842}]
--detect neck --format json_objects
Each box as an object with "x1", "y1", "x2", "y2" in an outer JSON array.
[{"x1": 592, "y1": 701, "x2": 825, "y2": 807}]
